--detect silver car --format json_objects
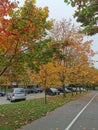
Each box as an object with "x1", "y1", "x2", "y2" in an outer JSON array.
[{"x1": 7, "y1": 88, "x2": 26, "y2": 102}]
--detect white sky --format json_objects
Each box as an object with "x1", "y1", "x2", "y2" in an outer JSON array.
[{"x1": 16, "y1": 0, "x2": 98, "y2": 68}]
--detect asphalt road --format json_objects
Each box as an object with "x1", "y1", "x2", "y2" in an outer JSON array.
[{"x1": 22, "y1": 91, "x2": 98, "y2": 130}]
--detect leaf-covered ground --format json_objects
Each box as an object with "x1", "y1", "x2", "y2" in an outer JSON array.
[{"x1": 0, "y1": 92, "x2": 90, "y2": 130}]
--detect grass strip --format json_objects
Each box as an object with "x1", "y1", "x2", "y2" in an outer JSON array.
[{"x1": 0, "y1": 91, "x2": 91, "y2": 130}]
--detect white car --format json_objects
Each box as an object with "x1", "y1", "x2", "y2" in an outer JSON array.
[{"x1": 7, "y1": 88, "x2": 26, "y2": 102}]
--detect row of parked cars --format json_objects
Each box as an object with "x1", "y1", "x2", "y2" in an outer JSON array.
[
  {"x1": 0, "y1": 84, "x2": 86, "y2": 102},
  {"x1": 45, "y1": 85, "x2": 86, "y2": 96},
  {"x1": 24, "y1": 87, "x2": 43, "y2": 94}
]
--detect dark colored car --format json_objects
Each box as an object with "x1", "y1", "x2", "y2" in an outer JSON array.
[
  {"x1": 56, "y1": 87, "x2": 63, "y2": 93},
  {"x1": 36, "y1": 87, "x2": 43, "y2": 93},
  {"x1": 31, "y1": 87, "x2": 43, "y2": 93},
  {"x1": 68, "y1": 84, "x2": 77, "y2": 92},
  {"x1": 56, "y1": 86, "x2": 71, "y2": 93},
  {"x1": 31, "y1": 88, "x2": 39, "y2": 93},
  {"x1": 45, "y1": 88, "x2": 60, "y2": 96},
  {"x1": 0, "y1": 91, "x2": 6, "y2": 96},
  {"x1": 24, "y1": 88, "x2": 32, "y2": 94}
]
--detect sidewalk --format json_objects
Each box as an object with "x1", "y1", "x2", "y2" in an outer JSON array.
[{"x1": 21, "y1": 91, "x2": 96, "y2": 130}]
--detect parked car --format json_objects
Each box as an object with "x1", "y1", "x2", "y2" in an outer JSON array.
[
  {"x1": 77, "y1": 87, "x2": 86, "y2": 92},
  {"x1": 35, "y1": 87, "x2": 43, "y2": 93},
  {"x1": 67, "y1": 86, "x2": 86, "y2": 92},
  {"x1": 45, "y1": 88, "x2": 60, "y2": 96},
  {"x1": 67, "y1": 84, "x2": 77, "y2": 92},
  {"x1": 56, "y1": 87, "x2": 63, "y2": 93},
  {"x1": 31, "y1": 87, "x2": 43, "y2": 93},
  {"x1": 7, "y1": 88, "x2": 26, "y2": 102},
  {"x1": 30, "y1": 88, "x2": 39, "y2": 93},
  {"x1": 24, "y1": 88, "x2": 31, "y2": 94},
  {"x1": 81, "y1": 87, "x2": 86, "y2": 91},
  {"x1": 0, "y1": 91, "x2": 6, "y2": 96},
  {"x1": 69, "y1": 87, "x2": 77, "y2": 92},
  {"x1": 56, "y1": 86, "x2": 71, "y2": 93},
  {"x1": 65, "y1": 87, "x2": 72, "y2": 93}
]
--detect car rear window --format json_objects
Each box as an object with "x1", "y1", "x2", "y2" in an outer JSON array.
[{"x1": 15, "y1": 89, "x2": 24, "y2": 93}]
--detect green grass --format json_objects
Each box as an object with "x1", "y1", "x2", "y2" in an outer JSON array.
[{"x1": 0, "y1": 91, "x2": 90, "y2": 130}]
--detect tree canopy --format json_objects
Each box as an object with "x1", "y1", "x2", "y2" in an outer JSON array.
[
  {"x1": 0, "y1": 0, "x2": 98, "y2": 88},
  {"x1": 64, "y1": 0, "x2": 98, "y2": 35},
  {"x1": 0, "y1": 0, "x2": 53, "y2": 77}
]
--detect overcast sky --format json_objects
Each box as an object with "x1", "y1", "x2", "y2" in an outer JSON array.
[{"x1": 18, "y1": 0, "x2": 98, "y2": 68}]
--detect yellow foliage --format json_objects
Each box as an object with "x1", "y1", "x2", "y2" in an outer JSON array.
[{"x1": 31, "y1": 0, "x2": 36, "y2": 4}]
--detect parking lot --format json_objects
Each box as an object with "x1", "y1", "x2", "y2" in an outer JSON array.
[{"x1": 0, "y1": 92, "x2": 45, "y2": 105}]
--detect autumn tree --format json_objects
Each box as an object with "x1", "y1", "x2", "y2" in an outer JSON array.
[
  {"x1": 64, "y1": 0, "x2": 98, "y2": 35},
  {"x1": 28, "y1": 62, "x2": 61, "y2": 103},
  {"x1": 0, "y1": 0, "x2": 18, "y2": 76},
  {"x1": 0, "y1": 0, "x2": 53, "y2": 85},
  {"x1": 48, "y1": 19, "x2": 77, "y2": 96},
  {"x1": 48, "y1": 19, "x2": 95, "y2": 93},
  {"x1": 87, "y1": 67, "x2": 98, "y2": 89}
]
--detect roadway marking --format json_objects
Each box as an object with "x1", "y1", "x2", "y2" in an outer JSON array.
[{"x1": 65, "y1": 93, "x2": 97, "y2": 130}]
